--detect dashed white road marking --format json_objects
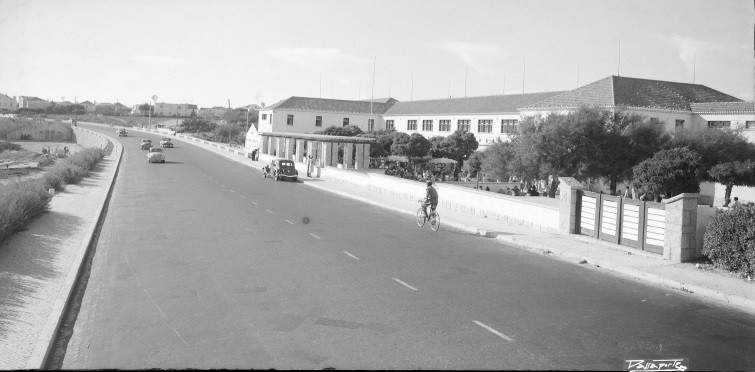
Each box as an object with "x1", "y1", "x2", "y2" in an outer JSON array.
[
  {"x1": 221, "y1": 184, "x2": 227, "y2": 188},
  {"x1": 309, "y1": 233, "x2": 322, "y2": 239},
  {"x1": 266, "y1": 210, "x2": 274, "y2": 214},
  {"x1": 392, "y1": 278, "x2": 418, "y2": 291},
  {"x1": 251, "y1": 201, "x2": 257, "y2": 205},
  {"x1": 230, "y1": 189, "x2": 235, "y2": 193},
  {"x1": 240, "y1": 195, "x2": 246, "y2": 199},
  {"x1": 285, "y1": 219, "x2": 294, "y2": 225},
  {"x1": 343, "y1": 251, "x2": 359, "y2": 260},
  {"x1": 473, "y1": 321, "x2": 514, "y2": 342}
]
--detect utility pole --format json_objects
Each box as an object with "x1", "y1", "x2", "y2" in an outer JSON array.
[
  {"x1": 617, "y1": 37, "x2": 621, "y2": 76},
  {"x1": 411, "y1": 74, "x2": 414, "y2": 101},
  {"x1": 577, "y1": 65, "x2": 580, "y2": 88},
  {"x1": 464, "y1": 67, "x2": 468, "y2": 97},
  {"x1": 320, "y1": 72, "x2": 322, "y2": 98},
  {"x1": 370, "y1": 57, "x2": 376, "y2": 117},
  {"x1": 692, "y1": 55, "x2": 696, "y2": 84},
  {"x1": 522, "y1": 57, "x2": 526, "y2": 94}
]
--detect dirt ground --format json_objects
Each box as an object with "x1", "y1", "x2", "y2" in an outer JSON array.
[{"x1": 12, "y1": 141, "x2": 83, "y2": 155}]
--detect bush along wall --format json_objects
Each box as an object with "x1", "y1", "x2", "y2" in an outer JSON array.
[
  {"x1": 0, "y1": 146, "x2": 107, "y2": 244},
  {"x1": 703, "y1": 205, "x2": 755, "y2": 278}
]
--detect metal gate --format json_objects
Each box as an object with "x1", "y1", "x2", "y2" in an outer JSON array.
[{"x1": 577, "y1": 191, "x2": 665, "y2": 254}]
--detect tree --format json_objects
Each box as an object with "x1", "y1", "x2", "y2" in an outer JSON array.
[
  {"x1": 633, "y1": 147, "x2": 703, "y2": 197},
  {"x1": 708, "y1": 160, "x2": 755, "y2": 202},
  {"x1": 315, "y1": 125, "x2": 363, "y2": 137},
  {"x1": 390, "y1": 133, "x2": 431, "y2": 157},
  {"x1": 482, "y1": 140, "x2": 513, "y2": 181},
  {"x1": 359, "y1": 129, "x2": 397, "y2": 158},
  {"x1": 138, "y1": 103, "x2": 152, "y2": 116},
  {"x1": 465, "y1": 151, "x2": 485, "y2": 178},
  {"x1": 669, "y1": 128, "x2": 755, "y2": 182},
  {"x1": 177, "y1": 117, "x2": 215, "y2": 133}
]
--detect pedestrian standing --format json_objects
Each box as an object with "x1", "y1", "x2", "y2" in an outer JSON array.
[{"x1": 733, "y1": 197, "x2": 742, "y2": 208}]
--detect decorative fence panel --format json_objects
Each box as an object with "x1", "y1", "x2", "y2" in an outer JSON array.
[{"x1": 576, "y1": 191, "x2": 666, "y2": 254}]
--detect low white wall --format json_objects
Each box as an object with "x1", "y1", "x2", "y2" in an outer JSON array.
[
  {"x1": 317, "y1": 165, "x2": 559, "y2": 232},
  {"x1": 74, "y1": 127, "x2": 108, "y2": 149}
]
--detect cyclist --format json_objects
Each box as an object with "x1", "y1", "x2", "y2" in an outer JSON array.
[{"x1": 421, "y1": 180, "x2": 438, "y2": 219}]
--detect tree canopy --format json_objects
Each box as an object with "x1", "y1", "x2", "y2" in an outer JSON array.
[
  {"x1": 633, "y1": 147, "x2": 703, "y2": 197},
  {"x1": 315, "y1": 125, "x2": 363, "y2": 137},
  {"x1": 390, "y1": 132, "x2": 431, "y2": 157},
  {"x1": 708, "y1": 160, "x2": 755, "y2": 201},
  {"x1": 668, "y1": 128, "x2": 755, "y2": 182},
  {"x1": 177, "y1": 117, "x2": 215, "y2": 133}
]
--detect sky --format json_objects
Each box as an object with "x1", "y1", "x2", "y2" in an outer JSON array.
[{"x1": 1, "y1": 0, "x2": 753, "y2": 109}]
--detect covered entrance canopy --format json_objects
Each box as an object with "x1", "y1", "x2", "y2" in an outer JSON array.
[{"x1": 258, "y1": 132, "x2": 376, "y2": 170}]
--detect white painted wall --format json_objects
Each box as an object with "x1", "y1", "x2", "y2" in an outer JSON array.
[
  {"x1": 258, "y1": 108, "x2": 384, "y2": 134},
  {"x1": 382, "y1": 113, "x2": 522, "y2": 149}
]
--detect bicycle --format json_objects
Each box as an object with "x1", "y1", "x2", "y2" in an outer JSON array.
[{"x1": 416, "y1": 200, "x2": 441, "y2": 231}]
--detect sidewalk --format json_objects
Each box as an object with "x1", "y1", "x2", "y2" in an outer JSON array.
[
  {"x1": 126, "y1": 125, "x2": 755, "y2": 315},
  {"x1": 0, "y1": 131, "x2": 122, "y2": 369}
]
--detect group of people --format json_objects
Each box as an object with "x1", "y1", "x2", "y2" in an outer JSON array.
[
  {"x1": 41, "y1": 146, "x2": 69, "y2": 158},
  {"x1": 618, "y1": 186, "x2": 665, "y2": 203},
  {"x1": 384, "y1": 162, "x2": 455, "y2": 183}
]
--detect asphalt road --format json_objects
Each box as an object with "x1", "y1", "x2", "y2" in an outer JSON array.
[{"x1": 58, "y1": 124, "x2": 754, "y2": 370}]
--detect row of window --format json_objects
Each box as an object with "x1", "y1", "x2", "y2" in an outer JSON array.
[
  {"x1": 401, "y1": 118, "x2": 518, "y2": 133},
  {"x1": 282, "y1": 114, "x2": 375, "y2": 131}
]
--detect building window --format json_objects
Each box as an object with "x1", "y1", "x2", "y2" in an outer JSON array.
[
  {"x1": 458, "y1": 119, "x2": 470, "y2": 132},
  {"x1": 287, "y1": 114, "x2": 294, "y2": 125},
  {"x1": 386, "y1": 120, "x2": 394, "y2": 130},
  {"x1": 422, "y1": 120, "x2": 433, "y2": 131},
  {"x1": 746, "y1": 121, "x2": 755, "y2": 130},
  {"x1": 439, "y1": 120, "x2": 451, "y2": 132},
  {"x1": 343, "y1": 118, "x2": 349, "y2": 127},
  {"x1": 501, "y1": 119, "x2": 518, "y2": 134},
  {"x1": 261, "y1": 114, "x2": 267, "y2": 120},
  {"x1": 707, "y1": 121, "x2": 731, "y2": 128},
  {"x1": 315, "y1": 116, "x2": 322, "y2": 127},
  {"x1": 478, "y1": 119, "x2": 492, "y2": 133},
  {"x1": 407, "y1": 120, "x2": 417, "y2": 131},
  {"x1": 368, "y1": 119, "x2": 375, "y2": 131}
]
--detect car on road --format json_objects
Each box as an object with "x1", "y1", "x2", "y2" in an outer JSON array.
[
  {"x1": 160, "y1": 138, "x2": 173, "y2": 148},
  {"x1": 147, "y1": 147, "x2": 165, "y2": 163},
  {"x1": 141, "y1": 139, "x2": 152, "y2": 150},
  {"x1": 116, "y1": 128, "x2": 128, "y2": 137},
  {"x1": 263, "y1": 159, "x2": 298, "y2": 181}
]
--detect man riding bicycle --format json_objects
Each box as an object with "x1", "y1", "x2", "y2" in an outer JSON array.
[{"x1": 421, "y1": 180, "x2": 438, "y2": 219}]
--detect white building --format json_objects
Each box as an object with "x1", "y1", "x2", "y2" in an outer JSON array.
[
  {"x1": 257, "y1": 97, "x2": 398, "y2": 135},
  {"x1": 18, "y1": 96, "x2": 51, "y2": 110},
  {"x1": 153, "y1": 102, "x2": 198, "y2": 117},
  {"x1": 0, "y1": 93, "x2": 18, "y2": 112},
  {"x1": 382, "y1": 92, "x2": 564, "y2": 148}
]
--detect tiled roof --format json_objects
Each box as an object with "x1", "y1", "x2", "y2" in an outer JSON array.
[
  {"x1": 523, "y1": 76, "x2": 744, "y2": 111},
  {"x1": 690, "y1": 101, "x2": 754, "y2": 113},
  {"x1": 20, "y1": 96, "x2": 46, "y2": 101},
  {"x1": 266, "y1": 97, "x2": 398, "y2": 115},
  {"x1": 383, "y1": 92, "x2": 565, "y2": 116},
  {"x1": 80, "y1": 101, "x2": 93, "y2": 104}
]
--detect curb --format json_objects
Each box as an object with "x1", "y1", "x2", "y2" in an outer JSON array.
[
  {"x1": 93, "y1": 123, "x2": 755, "y2": 314},
  {"x1": 25, "y1": 129, "x2": 124, "y2": 369},
  {"x1": 494, "y1": 234, "x2": 755, "y2": 314}
]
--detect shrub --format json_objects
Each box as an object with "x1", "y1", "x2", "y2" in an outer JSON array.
[
  {"x1": 703, "y1": 205, "x2": 755, "y2": 277},
  {"x1": 43, "y1": 169, "x2": 66, "y2": 191},
  {"x1": 0, "y1": 141, "x2": 22, "y2": 153},
  {"x1": 0, "y1": 179, "x2": 52, "y2": 242}
]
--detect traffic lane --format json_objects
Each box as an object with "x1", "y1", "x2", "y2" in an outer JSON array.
[
  {"x1": 297, "y1": 200, "x2": 755, "y2": 370},
  {"x1": 77, "y1": 125, "x2": 754, "y2": 370}
]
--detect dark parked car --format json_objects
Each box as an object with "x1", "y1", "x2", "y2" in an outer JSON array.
[{"x1": 263, "y1": 159, "x2": 298, "y2": 181}]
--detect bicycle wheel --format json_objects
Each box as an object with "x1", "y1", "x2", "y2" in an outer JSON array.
[
  {"x1": 429, "y1": 212, "x2": 440, "y2": 231},
  {"x1": 416, "y1": 208, "x2": 426, "y2": 227}
]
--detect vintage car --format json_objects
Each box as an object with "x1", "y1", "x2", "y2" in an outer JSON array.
[
  {"x1": 160, "y1": 138, "x2": 173, "y2": 148},
  {"x1": 116, "y1": 128, "x2": 128, "y2": 137},
  {"x1": 147, "y1": 147, "x2": 165, "y2": 163},
  {"x1": 140, "y1": 139, "x2": 152, "y2": 150},
  {"x1": 262, "y1": 159, "x2": 298, "y2": 181}
]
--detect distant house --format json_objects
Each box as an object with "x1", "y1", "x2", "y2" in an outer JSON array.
[
  {"x1": 80, "y1": 101, "x2": 97, "y2": 113},
  {"x1": 153, "y1": 102, "x2": 198, "y2": 117},
  {"x1": 0, "y1": 93, "x2": 18, "y2": 112},
  {"x1": 18, "y1": 96, "x2": 51, "y2": 110}
]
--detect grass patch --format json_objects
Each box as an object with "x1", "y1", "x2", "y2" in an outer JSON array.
[{"x1": 0, "y1": 146, "x2": 107, "y2": 244}]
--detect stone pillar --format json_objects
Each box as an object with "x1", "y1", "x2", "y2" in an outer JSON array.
[
  {"x1": 284, "y1": 137, "x2": 294, "y2": 160},
  {"x1": 362, "y1": 143, "x2": 371, "y2": 169},
  {"x1": 261, "y1": 135, "x2": 269, "y2": 154},
  {"x1": 355, "y1": 144, "x2": 365, "y2": 170},
  {"x1": 557, "y1": 177, "x2": 586, "y2": 234},
  {"x1": 663, "y1": 193, "x2": 699, "y2": 262},
  {"x1": 343, "y1": 143, "x2": 354, "y2": 169},
  {"x1": 295, "y1": 139, "x2": 305, "y2": 163},
  {"x1": 307, "y1": 141, "x2": 318, "y2": 164},
  {"x1": 266, "y1": 136, "x2": 274, "y2": 155},
  {"x1": 275, "y1": 137, "x2": 284, "y2": 157},
  {"x1": 321, "y1": 142, "x2": 333, "y2": 167},
  {"x1": 330, "y1": 142, "x2": 340, "y2": 167}
]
